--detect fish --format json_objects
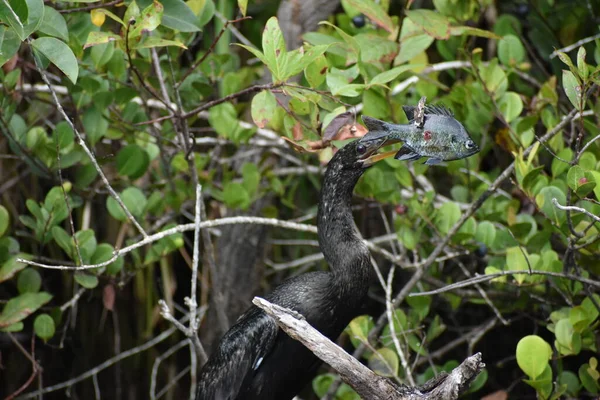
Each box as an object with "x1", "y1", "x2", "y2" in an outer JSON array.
[{"x1": 359, "y1": 104, "x2": 479, "y2": 165}]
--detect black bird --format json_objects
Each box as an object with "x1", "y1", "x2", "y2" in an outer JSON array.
[{"x1": 196, "y1": 135, "x2": 399, "y2": 400}]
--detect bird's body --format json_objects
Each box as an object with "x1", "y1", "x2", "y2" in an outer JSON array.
[{"x1": 197, "y1": 140, "x2": 377, "y2": 400}]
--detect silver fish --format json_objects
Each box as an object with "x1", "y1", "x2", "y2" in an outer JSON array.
[{"x1": 360, "y1": 105, "x2": 479, "y2": 165}]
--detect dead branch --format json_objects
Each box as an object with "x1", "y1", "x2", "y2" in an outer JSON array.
[{"x1": 253, "y1": 297, "x2": 485, "y2": 400}]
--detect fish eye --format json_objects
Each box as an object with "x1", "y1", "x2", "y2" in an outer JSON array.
[
  {"x1": 465, "y1": 140, "x2": 475, "y2": 149},
  {"x1": 356, "y1": 144, "x2": 367, "y2": 155}
]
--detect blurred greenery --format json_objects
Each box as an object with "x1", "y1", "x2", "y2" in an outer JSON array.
[{"x1": 1, "y1": 0, "x2": 600, "y2": 399}]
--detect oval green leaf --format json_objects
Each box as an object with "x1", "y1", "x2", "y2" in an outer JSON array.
[
  {"x1": 34, "y1": 313, "x2": 55, "y2": 341},
  {"x1": 516, "y1": 335, "x2": 552, "y2": 379},
  {"x1": 17, "y1": 268, "x2": 42, "y2": 293},
  {"x1": 31, "y1": 37, "x2": 79, "y2": 84}
]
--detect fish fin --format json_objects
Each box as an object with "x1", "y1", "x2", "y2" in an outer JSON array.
[
  {"x1": 361, "y1": 116, "x2": 390, "y2": 132},
  {"x1": 424, "y1": 158, "x2": 442, "y2": 165},
  {"x1": 394, "y1": 145, "x2": 422, "y2": 161},
  {"x1": 424, "y1": 105, "x2": 454, "y2": 117},
  {"x1": 402, "y1": 106, "x2": 416, "y2": 121}
]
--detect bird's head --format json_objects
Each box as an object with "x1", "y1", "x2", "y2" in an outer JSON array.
[{"x1": 334, "y1": 135, "x2": 402, "y2": 170}]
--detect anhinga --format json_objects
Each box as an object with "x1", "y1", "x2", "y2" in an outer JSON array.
[{"x1": 196, "y1": 134, "x2": 398, "y2": 400}]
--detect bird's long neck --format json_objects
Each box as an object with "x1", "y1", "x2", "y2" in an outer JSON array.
[{"x1": 317, "y1": 150, "x2": 372, "y2": 300}]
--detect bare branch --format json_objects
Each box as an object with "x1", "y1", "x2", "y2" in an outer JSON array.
[
  {"x1": 553, "y1": 198, "x2": 600, "y2": 225},
  {"x1": 253, "y1": 297, "x2": 485, "y2": 400},
  {"x1": 410, "y1": 269, "x2": 600, "y2": 296}
]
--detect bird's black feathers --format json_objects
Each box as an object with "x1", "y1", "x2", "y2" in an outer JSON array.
[{"x1": 197, "y1": 140, "x2": 373, "y2": 400}]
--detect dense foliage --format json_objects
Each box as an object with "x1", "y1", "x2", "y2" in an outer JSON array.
[{"x1": 1, "y1": 0, "x2": 599, "y2": 398}]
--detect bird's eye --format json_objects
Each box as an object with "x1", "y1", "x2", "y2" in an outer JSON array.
[
  {"x1": 356, "y1": 144, "x2": 367, "y2": 155},
  {"x1": 465, "y1": 140, "x2": 475, "y2": 149}
]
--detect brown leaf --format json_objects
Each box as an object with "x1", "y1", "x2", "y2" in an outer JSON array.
[
  {"x1": 292, "y1": 121, "x2": 303, "y2": 141},
  {"x1": 494, "y1": 127, "x2": 517, "y2": 153},
  {"x1": 336, "y1": 123, "x2": 368, "y2": 140},
  {"x1": 481, "y1": 390, "x2": 508, "y2": 400},
  {"x1": 322, "y1": 112, "x2": 354, "y2": 142},
  {"x1": 103, "y1": 284, "x2": 115, "y2": 311}
]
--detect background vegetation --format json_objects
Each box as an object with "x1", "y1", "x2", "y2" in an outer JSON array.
[{"x1": 1, "y1": 0, "x2": 599, "y2": 399}]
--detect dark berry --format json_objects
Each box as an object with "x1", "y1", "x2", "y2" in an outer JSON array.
[
  {"x1": 474, "y1": 243, "x2": 488, "y2": 258},
  {"x1": 352, "y1": 14, "x2": 366, "y2": 28}
]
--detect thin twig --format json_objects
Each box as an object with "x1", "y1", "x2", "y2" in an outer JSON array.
[
  {"x1": 553, "y1": 198, "x2": 600, "y2": 225},
  {"x1": 410, "y1": 269, "x2": 600, "y2": 296},
  {"x1": 549, "y1": 33, "x2": 600, "y2": 59},
  {"x1": 18, "y1": 310, "x2": 199, "y2": 399},
  {"x1": 27, "y1": 38, "x2": 149, "y2": 239}
]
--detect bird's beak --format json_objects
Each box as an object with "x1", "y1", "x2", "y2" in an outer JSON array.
[{"x1": 361, "y1": 136, "x2": 404, "y2": 167}]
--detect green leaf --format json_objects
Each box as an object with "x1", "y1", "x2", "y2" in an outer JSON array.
[
  {"x1": 449, "y1": 26, "x2": 500, "y2": 39},
  {"x1": 348, "y1": 315, "x2": 373, "y2": 344},
  {"x1": 251, "y1": 90, "x2": 277, "y2": 129},
  {"x1": 475, "y1": 221, "x2": 496, "y2": 247},
  {"x1": 241, "y1": 163, "x2": 260, "y2": 197},
  {"x1": 368, "y1": 348, "x2": 399, "y2": 377},
  {"x1": 304, "y1": 54, "x2": 328, "y2": 88},
  {"x1": 562, "y1": 70, "x2": 581, "y2": 109},
  {"x1": 368, "y1": 64, "x2": 418, "y2": 88},
  {"x1": 579, "y1": 361, "x2": 599, "y2": 394},
  {"x1": 262, "y1": 17, "x2": 286, "y2": 82},
  {"x1": 160, "y1": 0, "x2": 201, "y2": 32},
  {"x1": 38, "y1": 6, "x2": 68, "y2": 41},
  {"x1": 535, "y1": 186, "x2": 566, "y2": 225},
  {"x1": 577, "y1": 46, "x2": 588, "y2": 80},
  {"x1": 222, "y1": 182, "x2": 250, "y2": 209},
  {"x1": 498, "y1": 91, "x2": 523, "y2": 123},
  {"x1": 1, "y1": 322, "x2": 24, "y2": 332},
  {"x1": 556, "y1": 51, "x2": 579, "y2": 81},
  {"x1": 52, "y1": 226, "x2": 73, "y2": 258},
  {"x1": 434, "y1": 201, "x2": 461, "y2": 235},
  {"x1": 0, "y1": 0, "x2": 25, "y2": 39},
  {"x1": 406, "y1": 9, "x2": 451, "y2": 40},
  {"x1": 281, "y1": 45, "x2": 329, "y2": 81},
  {"x1": 134, "y1": 36, "x2": 187, "y2": 49},
  {"x1": 116, "y1": 144, "x2": 150, "y2": 179},
  {"x1": 478, "y1": 59, "x2": 507, "y2": 98},
  {"x1": 23, "y1": 0, "x2": 44, "y2": 38},
  {"x1": 498, "y1": 34, "x2": 525, "y2": 66},
  {"x1": 0, "y1": 205, "x2": 9, "y2": 237},
  {"x1": 237, "y1": 0, "x2": 247, "y2": 16},
  {"x1": 129, "y1": 1, "x2": 163, "y2": 38},
  {"x1": 0, "y1": 292, "x2": 52, "y2": 328},
  {"x1": 0, "y1": 256, "x2": 28, "y2": 283},
  {"x1": 34, "y1": 313, "x2": 55, "y2": 341},
  {"x1": 516, "y1": 335, "x2": 552, "y2": 379},
  {"x1": 74, "y1": 273, "x2": 98, "y2": 288},
  {"x1": 106, "y1": 187, "x2": 148, "y2": 221},
  {"x1": 567, "y1": 165, "x2": 585, "y2": 191},
  {"x1": 31, "y1": 37, "x2": 79, "y2": 84},
  {"x1": 345, "y1": 0, "x2": 394, "y2": 33},
  {"x1": 397, "y1": 19, "x2": 434, "y2": 64},
  {"x1": 236, "y1": 44, "x2": 268, "y2": 66},
  {"x1": 0, "y1": 26, "x2": 22, "y2": 67},
  {"x1": 75, "y1": 230, "x2": 97, "y2": 263},
  {"x1": 208, "y1": 102, "x2": 246, "y2": 143},
  {"x1": 506, "y1": 246, "x2": 530, "y2": 284},
  {"x1": 17, "y1": 268, "x2": 41, "y2": 293},
  {"x1": 84, "y1": 31, "x2": 122, "y2": 49},
  {"x1": 555, "y1": 318, "x2": 574, "y2": 351}
]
